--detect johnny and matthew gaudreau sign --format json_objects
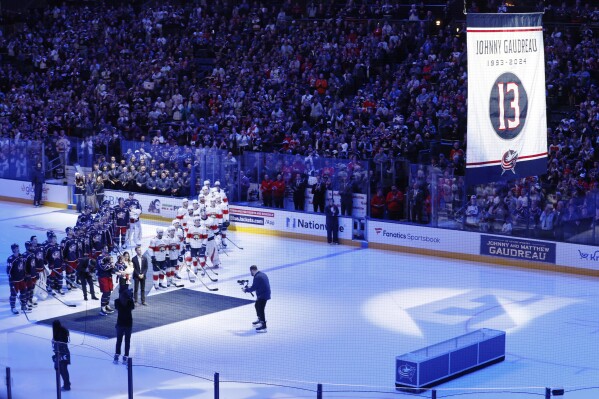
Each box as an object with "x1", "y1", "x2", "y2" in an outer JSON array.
[{"x1": 480, "y1": 235, "x2": 556, "y2": 264}]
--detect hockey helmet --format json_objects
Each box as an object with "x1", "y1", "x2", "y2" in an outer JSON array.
[
  {"x1": 102, "y1": 200, "x2": 111, "y2": 207},
  {"x1": 192, "y1": 199, "x2": 199, "y2": 205},
  {"x1": 214, "y1": 181, "x2": 221, "y2": 186},
  {"x1": 172, "y1": 219, "x2": 180, "y2": 226},
  {"x1": 199, "y1": 195, "x2": 205, "y2": 202},
  {"x1": 65, "y1": 227, "x2": 73, "y2": 235},
  {"x1": 193, "y1": 216, "x2": 202, "y2": 225},
  {"x1": 203, "y1": 180, "x2": 210, "y2": 186},
  {"x1": 11, "y1": 243, "x2": 19, "y2": 252},
  {"x1": 46, "y1": 231, "x2": 56, "y2": 239},
  {"x1": 187, "y1": 205, "x2": 194, "y2": 211},
  {"x1": 156, "y1": 227, "x2": 164, "y2": 235},
  {"x1": 167, "y1": 225, "x2": 176, "y2": 232},
  {"x1": 24, "y1": 241, "x2": 32, "y2": 251},
  {"x1": 182, "y1": 198, "x2": 189, "y2": 204}
]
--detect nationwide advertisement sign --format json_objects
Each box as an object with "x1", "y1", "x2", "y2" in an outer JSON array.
[{"x1": 229, "y1": 205, "x2": 353, "y2": 240}]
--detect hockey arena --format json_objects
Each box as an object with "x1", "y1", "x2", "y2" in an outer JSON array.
[{"x1": 2, "y1": 199, "x2": 599, "y2": 399}]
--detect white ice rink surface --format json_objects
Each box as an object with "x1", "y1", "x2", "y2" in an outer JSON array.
[{"x1": 1, "y1": 201, "x2": 599, "y2": 399}]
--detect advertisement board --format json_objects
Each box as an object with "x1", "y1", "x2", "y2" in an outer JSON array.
[
  {"x1": 367, "y1": 220, "x2": 480, "y2": 255},
  {"x1": 0, "y1": 178, "x2": 69, "y2": 205},
  {"x1": 104, "y1": 190, "x2": 183, "y2": 220},
  {"x1": 229, "y1": 205, "x2": 353, "y2": 240},
  {"x1": 480, "y1": 235, "x2": 556, "y2": 264}
]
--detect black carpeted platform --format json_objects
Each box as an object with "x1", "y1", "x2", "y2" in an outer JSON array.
[{"x1": 37, "y1": 289, "x2": 254, "y2": 339}]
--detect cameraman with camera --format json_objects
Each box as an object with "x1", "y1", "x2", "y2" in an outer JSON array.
[{"x1": 242, "y1": 265, "x2": 271, "y2": 333}]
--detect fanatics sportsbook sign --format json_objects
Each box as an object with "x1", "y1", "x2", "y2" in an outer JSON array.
[{"x1": 466, "y1": 13, "x2": 547, "y2": 184}]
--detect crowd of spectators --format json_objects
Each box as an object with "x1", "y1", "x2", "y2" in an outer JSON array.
[{"x1": 0, "y1": 0, "x2": 597, "y2": 241}]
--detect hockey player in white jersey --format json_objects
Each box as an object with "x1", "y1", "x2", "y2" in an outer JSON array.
[
  {"x1": 217, "y1": 195, "x2": 230, "y2": 248},
  {"x1": 148, "y1": 227, "x2": 169, "y2": 289},
  {"x1": 176, "y1": 199, "x2": 189, "y2": 223},
  {"x1": 171, "y1": 219, "x2": 185, "y2": 279},
  {"x1": 213, "y1": 181, "x2": 228, "y2": 204},
  {"x1": 203, "y1": 211, "x2": 221, "y2": 269},
  {"x1": 197, "y1": 194, "x2": 207, "y2": 213},
  {"x1": 182, "y1": 205, "x2": 194, "y2": 236},
  {"x1": 165, "y1": 226, "x2": 183, "y2": 287},
  {"x1": 210, "y1": 194, "x2": 225, "y2": 247},
  {"x1": 126, "y1": 204, "x2": 142, "y2": 248},
  {"x1": 185, "y1": 216, "x2": 207, "y2": 281}
]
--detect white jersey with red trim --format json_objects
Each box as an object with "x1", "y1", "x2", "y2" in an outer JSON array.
[
  {"x1": 129, "y1": 207, "x2": 141, "y2": 223},
  {"x1": 215, "y1": 189, "x2": 228, "y2": 204},
  {"x1": 204, "y1": 215, "x2": 219, "y2": 238},
  {"x1": 165, "y1": 234, "x2": 181, "y2": 259},
  {"x1": 206, "y1": 205, "x2": 218, "y2": 218},
  {"x1": 212, "y1": 204, "x2": 224, "y2": 224},
  {"x1": 187, "y1": 224, "x2": 207, "y2": 249},
  {"x1": 220, "y1": 202, "x2": 229, "y2": 223},
  {"x1": 176, "y1": 206, "x2": 187, "y2": 221},
  {"x1": 182, "y1": 212, "x2": 194, "y2": 235},
  {"x1": 148, "y1": 236, "x2": 169, "y2": 261}
]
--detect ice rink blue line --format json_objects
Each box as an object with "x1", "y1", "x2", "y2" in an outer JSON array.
[
  {"x1": 0, "y1": 209, "x2": 63, "y2": 222},
  {"x1": 222, "y1": 247, "x2": 364, "y2": 283}
]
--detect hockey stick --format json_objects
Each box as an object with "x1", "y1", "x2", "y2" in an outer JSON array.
[
  {"x1": 226, "y1": 236, "x2": 244, "y2": 250},
  {"x1": 188, "y1": 268, "x2": 218, "y2": 291},
  {"x1": 200, "y1": 265, "x2": 218, "y2": 282},
  {"x1": 35, "y1": 283, "x2": 77, "y2": 307}
]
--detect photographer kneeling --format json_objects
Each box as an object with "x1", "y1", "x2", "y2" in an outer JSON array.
[{"x1": 243, "y1": 265, "x2": 271, "y2": 333}]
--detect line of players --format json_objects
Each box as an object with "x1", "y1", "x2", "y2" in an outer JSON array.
[
  {"x1": 6, "y1": 194, "x2": 143, "y2": 315},
  {"x1": 7, "y1": 183, "x2": 230, "y2": 316}
]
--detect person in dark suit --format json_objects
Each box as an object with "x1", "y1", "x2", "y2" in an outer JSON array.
[
  {"x1": 243, "y1": 265, "x2": 271, "y2": 332},
  {"x1": 31, "y1": 162, "x2": 45, "y2": 207},
  {"x1": 325, "y1": 199, "x2": 340, "y2": 244},
  {"x1": 408, "y1": 182, "x2": 424, "y2": 223},
  {"x1": 291, "y1": 173, "x2": 307, "y2": 211},
  {"x1": 77, "y1": 257, "x2": 99, "y2": 301},
  {"x1": 52, "y1": 320, "x2": 71, "y2": 391},
  {"x1": 132, "y1": 245, "x2": 148, "y2": 305},
  {"x1": 311, "y1": 175, "x2": 326, "y2": 213},
  {"x1": 113, "y1": 285, "x2": 135, "y2": 365}
]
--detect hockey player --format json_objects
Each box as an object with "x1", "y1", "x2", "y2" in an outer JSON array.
[
  {"x1": 113, "y1": 198, "x2": 130, "y2": 250},
  {"x1": 176, "y1": 199, "x2": 189, "y2": 223},
  {"x1": 76, "y1": 205, "x2": 93, "y2": 226},
  {"x1": 125, "y1": 193, "x2": 142, "y2": 248},
  {"x1": 182, "y1": 205, "x2": 194, "y2": 236},
  {"x1": 149, "y1": 227, "x2": 169, "y2": 289},
  {"x1": 185, "y1": 216, "x2": 207, "y2": 281},
  {"x1": 218, "y1": 195, "x2": 230, "y2": 248},
  {"x1": 30, "y1": 236, "x2": 47, "y2": 302},
  {"x1": 192, "y1": 199, "x2": 200, "y2": 214},
  {"x1": 203, "y1": 211, "x2": 221, "y2": 269},
  {"x1": 171, "y1": 219, "x2": 185, "y2": 279},
  {"x1": 198, "y1": 194, "x2": 207, "y2": 213},
  {"x1": 89, "y1": 218, "x2": 106, "y2": 259},
  {"x1": 165, "y1": 226, "x2": 183, "y2": 286},
  {"x1": 213, "y1": 181, "x2": 228, "y2": 203},
  {"x1": 22, "y1": 241, "x2": 37, "y2": 310},
  {"x1": 45, "y1": 232, "x2": 65, "y2": 296},
  {"x1": 126, "y1": 203, "x2": 142, "y2": 248},
  {"x1": 61, "y1": 227, "x2": 79, "y2": 290},
  {"x1": 98, "y1": 255, "x2": 115, "y2": 315},
  {"x1": 7, "y1": 244, "x2": 28, "y2": 314},
  {"x1": 210, "y1": 194, "x2": 225, "y2": 247}
]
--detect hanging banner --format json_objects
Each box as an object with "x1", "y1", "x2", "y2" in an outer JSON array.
[{"x1": 466, "y1": 13, "x2": 547, "y2": 184}]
